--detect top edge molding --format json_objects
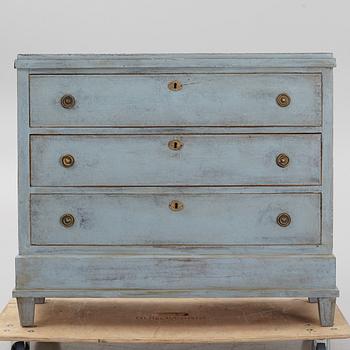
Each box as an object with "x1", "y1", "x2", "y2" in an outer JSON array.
[{"x1": 14, "y1": 53, "x2": 336, "y2": 69}]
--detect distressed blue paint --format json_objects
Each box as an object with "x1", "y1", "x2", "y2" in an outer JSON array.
[
  {"x1": 30, "y1": 193, "x2": 321, "y2": 246},
  {"x1": 15, "y1": 53, "x2": 336, "y2": 69},
  {"x1": 14, "y1": 53, "x2": 337, "y2": 327},
  {"x1": 29, "y1": 74, "x2": 322, "y2": 127},
  {"x1": 15, "y1": 255, "x2": 336, "y2": 291},
  {"x1": 30, "y1": 134, "x2": 321, "y2": 186}
]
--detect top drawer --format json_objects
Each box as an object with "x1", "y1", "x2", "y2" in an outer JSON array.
[{"x1": 29, "y1": 74, "x2": 322, "y2": 127}]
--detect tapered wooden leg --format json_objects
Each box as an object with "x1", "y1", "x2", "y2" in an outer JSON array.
[
  {"x1": 318, "y1": 297, "x2": 336, "y2": 327},
  {"x1": 34, "y1": 297, "x2": 45, "y2": 304},
  {"x1": 16, "y1": 297, "x2": 35, "y2": 327},
  {"x1": 308, "y1": 297, "x2": 318, "y2": 303}
]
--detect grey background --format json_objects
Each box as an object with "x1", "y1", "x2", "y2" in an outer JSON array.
[{"x1": 0, "y1": 0, "x2": 349, "y2": 348}]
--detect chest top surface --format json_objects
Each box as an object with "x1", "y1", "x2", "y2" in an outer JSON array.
[{"x1": 14, "y1": 53, "x2": 336, "y2": 69}]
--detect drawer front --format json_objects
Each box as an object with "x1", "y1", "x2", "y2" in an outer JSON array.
[
  {"x1": 29, "y1": 74, "x2": 321, "y2": 127},
  {"x1": 31, "y1": 193, "x2": 321, "y2": 246},
  {"x1": 31, "y1": 134, "x2": 321, "y2": 187}
]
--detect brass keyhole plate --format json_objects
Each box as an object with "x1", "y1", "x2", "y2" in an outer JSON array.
[
  {"x1": 168, "y1": 80, "x2": 183, "y2": 91},
  {"x1": 169, "y1": 200, "x2": 184, "y2": 212},
  {"x1": 168, "y1": 139, "x2": 183, "y2": 151}
]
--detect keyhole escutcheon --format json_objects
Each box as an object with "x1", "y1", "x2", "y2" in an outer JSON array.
[
  {"x1": 169, "y1": 200, "x2": 184, "y2": 212},
  {"x1": 168, "y1": 80, "x2": 183, "y2": 91},
  {"x1": 168, "y1": 139, "x2": 184, "y2": 151}
]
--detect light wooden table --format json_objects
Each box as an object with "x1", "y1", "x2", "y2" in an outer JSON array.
[{"x1": 0, "y1": 298, "x2": 349, "y2": 350}]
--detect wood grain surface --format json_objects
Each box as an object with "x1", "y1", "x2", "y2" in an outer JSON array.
[{"x1": 0, "y1": 298, "x2": 349, "y2": 343}]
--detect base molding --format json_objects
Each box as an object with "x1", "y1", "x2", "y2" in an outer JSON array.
[
  {"x1": 13, "y1": 288, "x2": 340, "y2": 299},
  {"x1": 15, "y1": 254, "x2": 337, "y2": 292}
]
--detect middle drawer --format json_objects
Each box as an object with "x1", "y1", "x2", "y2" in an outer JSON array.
[{"x1": 30, "y1": 134, "x2": 321, "y2": 187}]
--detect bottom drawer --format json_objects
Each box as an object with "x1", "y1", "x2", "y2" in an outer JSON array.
[{"x1": 30, "y1": 193, "x2": 321, "y2": 246}]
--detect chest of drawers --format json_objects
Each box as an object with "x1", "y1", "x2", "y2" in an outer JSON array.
[{"x1": 14, "y1": 53, "x2": 338, "y2": 327}]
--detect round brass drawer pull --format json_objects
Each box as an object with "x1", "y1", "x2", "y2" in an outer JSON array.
[
  {"x1": 276, "y1": 93, "x2": 291, "y2": 107},
  {"x1": 60, "y1": 94, "x2": 76, "y2": 109},
  {"x1": 61, "y1": 154, "x2": 75, "y2": 168},
  {"x1": 168, "y1": 80, "x2": 183, "y2": 91},
  {"x1": 169, "y1": 200, "x2": 184, "y2": 212},
  {"x1": 277, "y1": 212, "x2": 291, "y2": 227},
  {"x1": 60, "y1": 213, "x2": 75, "y2": 228},
  {"x1": 276, "y1": 153, "x2": 289, "y2": 168},
  {"x1": 168, "y1": 139, "x2": 183, "y2": 151}
]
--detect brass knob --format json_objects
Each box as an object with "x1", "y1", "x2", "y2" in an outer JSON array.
[
  {"x1": 60, "y1": 213, "x2": 75, "y2": 228},
  {"x1": 61, "y1": 154, "x2": 75, "y2": 168},
  {"x1": 277, "y1": 213, "x2": 291, "y2": 227},
  {"x1": 169, "y1": 200, "x2": 184, "y2": 212},
  {"x1": 276, "y1": 93, "x2": 291, "y2": 107},
  {"x1": 60, "y1": 94, "x2": 76, "y2": 109},
  {"x1": 168, "y1": 80, "x2": 183, "y2": 91},
  {"x1": 276, "y1": 153, "x2": 289, "y2": 168},
  {"x1": 168, "y1": 139, "x2": 183, "y2": 151}
]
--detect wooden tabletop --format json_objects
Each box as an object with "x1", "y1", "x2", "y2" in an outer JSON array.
[{"x1": 0, "y1": 298, "x2": 349, "y2": 343}]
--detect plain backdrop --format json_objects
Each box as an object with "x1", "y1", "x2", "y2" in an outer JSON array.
[{"x1": 0, "y1": 0, "x2": 349, "y2": 349}]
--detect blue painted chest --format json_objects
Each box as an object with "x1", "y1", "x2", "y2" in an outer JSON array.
[{"x1": 14, "y1": 53, "x2": 338, "y2": 327}]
